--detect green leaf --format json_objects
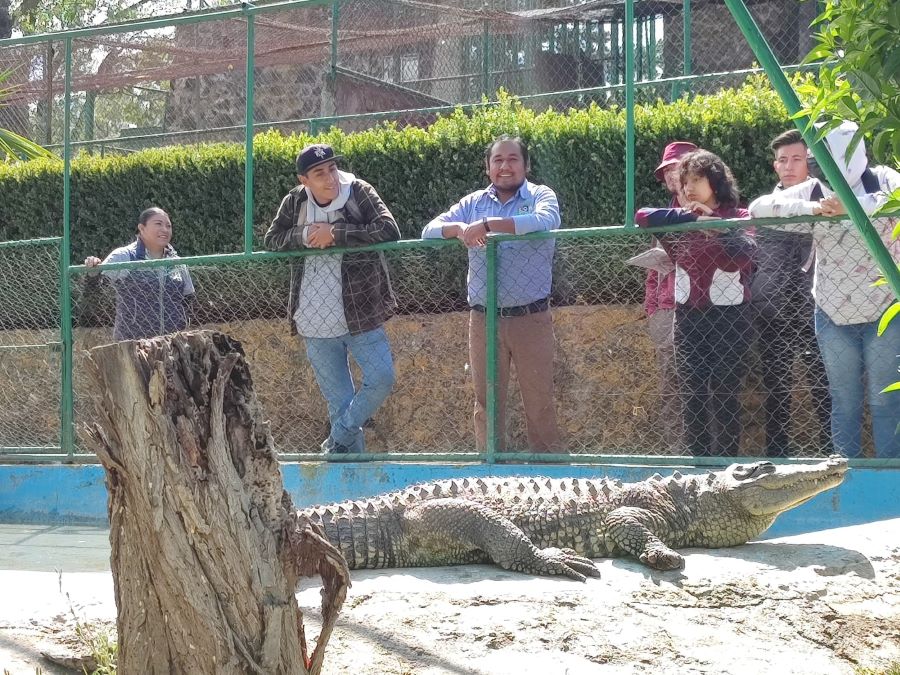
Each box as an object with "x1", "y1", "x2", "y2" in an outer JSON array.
[
  {"x1": 878, "y1": 302, "x2": 900, "y2": 337},
  {"x1": 881, "y1": 382, "x2": 900, "y2": 394}
]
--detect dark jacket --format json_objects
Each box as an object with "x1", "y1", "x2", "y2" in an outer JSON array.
[
  {"x1": 636, "y1": 206, "x2": 756, "y2": 309},
  {"x1": 86, "y1": 238, "x2": 194, "y2": 341},
  {"x1": 749, "y1": 181, "x2": 822, "y2": 319},
  {"x1": 264, "y1": 178, "x2": 401, "y2": 335}
]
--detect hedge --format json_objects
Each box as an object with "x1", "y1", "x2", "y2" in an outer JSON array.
[{"x1": 0, "y1": 78, "x2": 794, "y2": 326}]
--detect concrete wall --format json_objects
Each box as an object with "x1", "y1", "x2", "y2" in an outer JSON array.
[{"x1": 1, "y1": 461, "x2": 897, "y2": 540}]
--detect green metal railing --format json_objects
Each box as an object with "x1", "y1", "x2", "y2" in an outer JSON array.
[{"x1": 53, "y1": 211, "x2": 898, "y2": 466}]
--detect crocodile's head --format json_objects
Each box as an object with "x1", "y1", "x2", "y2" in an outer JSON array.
[{"x1": 685, "y1": 457, "x2": 848, "y2": 547}]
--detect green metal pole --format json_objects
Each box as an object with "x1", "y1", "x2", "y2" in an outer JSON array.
[
  {"x1": 244, "y1": 10, "x2": 256, "y2": 254},
  {"x1": 609, "y1": 21, "x2": 622, "y2": 84},
  {"x1": 635, "y1": 17, "x2": 643, "y2": 82},
  {"x1": 330, "y1": 1, "x2": 338, "y2": 78},
  {"x1": 481, "y1": 19, "x2": 492, "y2": 98},
  {"x1": 485, "y1": 238, "x2": 499, "y2": 463},
  {"x1": 83, "y1": 91, "x2": 95, "y2": 146},
  {"x1": 60, "y1": 36, "x2": 75, "y2": 459},
  {"x1": 624, "y1": 0, "x2": 635, "y2": 227},
  {"x1": 683, "y1": 0, "x2": 692, "y2": 77},
  {"x1": 723, "y1": 0, "x2": 900, "y2": 300},
  {"x1": 648, "y1": 15, "x2": 656, "y2": 79}
]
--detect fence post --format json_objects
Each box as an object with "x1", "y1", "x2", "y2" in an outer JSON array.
[
  {"x1": 481, "y1": 17, "x2": 491, "y2": 98},
  {"x1": 683, "y1": 0, "x2": 692, "y2": 77},
  {"x1": 672, "y1": 0, "x2": 691, "y2": 99},
  {"x1": 243, "y1": 7, "x2": 256, "y2": 254},
  {"x1": 624, "y1": 0, "x2": 635, "y2": 227},
  {"x1": 59, "y1": 36, "x2": 75, "y2": 459},
  {"x1": 724, "y1": 0, "x2": 900, "y2": 300},
  {"x1": 485, "y1": 237, "x2": 498, "y2": 463},
  {"x1": 330, "y1": 1, "x2": 339, "y2": 79}
]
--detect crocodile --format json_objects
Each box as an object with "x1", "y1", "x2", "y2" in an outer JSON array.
[{"x1": 296, "y1": 457, "x2": 848, "y2": 581}]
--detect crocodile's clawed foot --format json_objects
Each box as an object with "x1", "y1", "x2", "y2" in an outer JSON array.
[
  {"x1": 534, "y1": 547, "x2": 602, "y2": 582},
  {"x1": 639, "y1": 545, "x2": 684, "y2": 571}
]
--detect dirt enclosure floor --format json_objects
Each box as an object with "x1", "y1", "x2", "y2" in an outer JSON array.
[{"x1": 1, "y1": 519, "x2": 899, "y2": 674}]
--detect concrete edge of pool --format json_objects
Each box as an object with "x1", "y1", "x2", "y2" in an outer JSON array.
[{"x1": 1, "y1": 461, "x2": 897, "y2": 538}]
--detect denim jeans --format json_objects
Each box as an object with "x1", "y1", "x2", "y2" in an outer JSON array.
[
  {"x1": 815, "y1": 308, "x2": 900, "y2": 458},
  {"x1": 304, "y1": 326, "x2": 395, "y2": 453}
]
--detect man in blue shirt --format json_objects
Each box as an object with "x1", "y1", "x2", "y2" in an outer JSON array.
[{"x1": 422, "y1": 136, "x2": 562, "y2": 452}]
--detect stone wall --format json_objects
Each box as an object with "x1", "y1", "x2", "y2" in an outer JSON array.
[{"x1": 0, "y1": 304, "x2": 833, "y2": 457}]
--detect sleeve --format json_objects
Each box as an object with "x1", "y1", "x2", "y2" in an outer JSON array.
[
  {"x1": 512, "y1": 186, "x2": 561, "y2": 234},
  {"x1": 716, "y1": 228, "x2": 758, "y2": 269},
  {"x1": 181, "y1": 265, "x2": 195, "y2": 297},
  {"x1": 635, "y1": 207, "x2": 697, "y2": 228},
  {"x1": 264, "y1": 192, "x2": 304, "y2": 251},
  {"x1": 332, "y1": 181, "x2": 401, "y2": 246},
  {"x1": 422, "y1": 195, "x2": 472, "y2": 239},
  {"x1": 748, "y1": 179, "x2": 826, "y2": 220},
  {"x1": 100, "y1": 248, "x2": 133, "y2": 283},
  {"x1": 854, "y1": 166, "x2": 900, "y2": 215}
]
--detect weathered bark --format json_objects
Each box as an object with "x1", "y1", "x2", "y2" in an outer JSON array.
[{"x1": 86, "y1": 330, "x2": 349, "y2": 675}]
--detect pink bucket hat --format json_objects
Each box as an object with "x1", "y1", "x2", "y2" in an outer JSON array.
[{"x1": 654, "y1": 141, "x2": 698, "y2": 181}]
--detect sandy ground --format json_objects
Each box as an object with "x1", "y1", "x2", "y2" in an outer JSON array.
[{"x1": 1, "y1": 519, "x2": 899, "y2": 674}]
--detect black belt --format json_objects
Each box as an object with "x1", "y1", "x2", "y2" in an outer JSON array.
[{"x1": 471, "y1": 297, "x2": 549, "y2": 317}]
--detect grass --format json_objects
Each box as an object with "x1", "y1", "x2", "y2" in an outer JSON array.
[
  {"x1": 72, "y1": 618, "x2": 117, "y2": 675},
  {"x1": 856, "y1": 664, "x2": 900, "y2": 675}
]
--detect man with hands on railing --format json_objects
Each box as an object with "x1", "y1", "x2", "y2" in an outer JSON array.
[
  {"x1": 264, "y1": 143, "x2": 400, "y2": 455},
  {"x1": 741, "y1": 129, "x2": 832, "y2": 457},
  {"x1": 422, "y1": 135, "x2": 562, "y2": 453},
  {"x1": 749, "y1": 122, "x2": 900, "y2": 459}
]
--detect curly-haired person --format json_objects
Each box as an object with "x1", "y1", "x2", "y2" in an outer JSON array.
[{"x1": 636, "y1": 150, "x2": 757, "y2": 457}]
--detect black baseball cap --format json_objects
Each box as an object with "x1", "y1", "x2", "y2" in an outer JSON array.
[{"x1": 296, "y1": 143, "x2": 342, "y2": 175}]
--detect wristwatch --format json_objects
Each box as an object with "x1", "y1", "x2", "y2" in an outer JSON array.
[{"x1": 482, "y1": 217, "x2": 491, "y2": 232}]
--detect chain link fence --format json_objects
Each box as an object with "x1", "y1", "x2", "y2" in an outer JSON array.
[
  {"x1": 20, "y1": 216, "x2": 887, "y2": 459},
  {"x1": 0, "y1": 0, "x2": 822, "y2": 152},
  {"x1": 0, "y1": 238, "x2": 61, "y2": 451}
]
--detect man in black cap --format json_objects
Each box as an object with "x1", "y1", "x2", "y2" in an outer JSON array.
[{"x1": 265, "y1": 143, "x2": 401, "y2": 454}]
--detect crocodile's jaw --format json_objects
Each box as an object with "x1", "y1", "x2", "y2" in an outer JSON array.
[{"x1": 721, "y1": 457, "x2": 849, "y2": 518}]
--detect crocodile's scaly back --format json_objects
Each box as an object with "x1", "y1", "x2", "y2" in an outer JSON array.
[{"x1": 296, "y1": 459, "x2": 848, "y2": 580}]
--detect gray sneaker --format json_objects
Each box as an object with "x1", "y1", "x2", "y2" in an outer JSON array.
[{"x1": 320, "y1": 438, "x2": 350, "y2": 454}]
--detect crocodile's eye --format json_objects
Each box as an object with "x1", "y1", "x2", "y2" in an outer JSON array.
[
  {"x1": 734, "y1": 462, "x2": 776, "y2": 480},
  {"x1": 732, "y1": 464, "x2": 752, "y2": 480}
]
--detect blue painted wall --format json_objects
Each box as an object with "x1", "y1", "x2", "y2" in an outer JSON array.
[{"x1": 1, "y1": 463, "x2": 897, "y2": 538}]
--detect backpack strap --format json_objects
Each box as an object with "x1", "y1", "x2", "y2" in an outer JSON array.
[
  {"x1": 809, "y1": 182, "x2": 824, "y2": 201},
  {"x1": 860, "y1": 168, "x2": 881, "y2": 194}
]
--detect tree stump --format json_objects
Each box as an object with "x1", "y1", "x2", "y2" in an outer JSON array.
[{"x1": 86, "y1": 331, "x2": 349, "y2": 674}]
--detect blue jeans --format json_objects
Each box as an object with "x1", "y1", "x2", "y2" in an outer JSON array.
[
  {"x1": 304, "y1": 326, "x2": 395, "y2": 453},
  {"x1": 815, "y1": 308, "x2": 900, "y2": 458}
]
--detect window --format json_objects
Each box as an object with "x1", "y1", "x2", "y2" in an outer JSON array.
[
  {"x1": 382, "y1": 56, "x2": 395, "y2": 83},
  {"x1": 399, "y1": 55, "x2": 419, "y2": 83}
]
